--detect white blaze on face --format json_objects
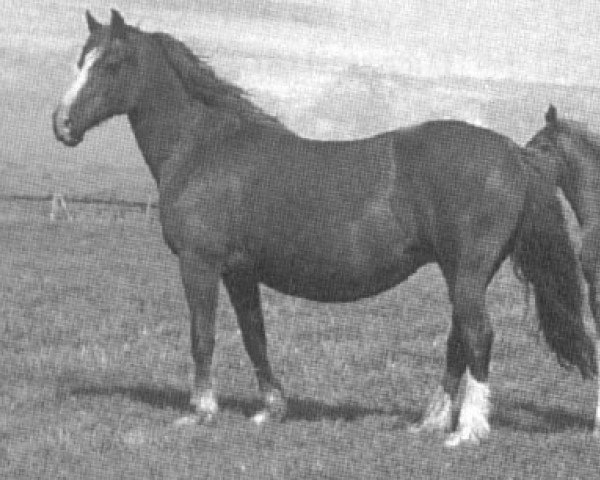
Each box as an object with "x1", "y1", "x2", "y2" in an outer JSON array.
[{"x1": 61, "y1": 48, "x2": 100, "y2": 109}]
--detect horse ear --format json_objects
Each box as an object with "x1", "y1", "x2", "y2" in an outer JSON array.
[
  {"x1": 86, "y1": 10, "x2": 102, "y2": 33},
  {"x1": 545, "y1": 104, "x2": 557, "y2": 124},
  {"x1": 109, "y1": 9, "x2": 127, "y2": 40}
]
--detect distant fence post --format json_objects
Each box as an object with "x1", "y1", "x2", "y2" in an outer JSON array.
[
  {"x1": 145, "y1": 195, "x2": 152, "y2": 225},
  {"x1": 50, "y1": 193, "x2": 72, "y2": 221}
]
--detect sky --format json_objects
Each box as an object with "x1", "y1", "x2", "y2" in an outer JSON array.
[
  {"x1": 3, "y1": 0, "x2": 600, "y2": 87},
  {"x1": 319, "y1": 0, "x2": 598, "y2": 84},
  {"x1": 2, "y1": 0, "x2": 600, "y2": 200}
]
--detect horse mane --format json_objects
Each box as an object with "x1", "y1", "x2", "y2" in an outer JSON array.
[
  {"x1": 559, "y1": 117, "x2": 600, "y2": 165},
  {"x1": 149, "y1": 31, "x2": 287, "y2": 131}
]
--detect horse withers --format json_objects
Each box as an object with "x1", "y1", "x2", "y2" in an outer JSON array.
[
  {"x1": 527, "y1": 105, "x2": 600, "y2": 436},
  {"x1": 52, "y1": 10, "x2": 595, "y2": 446}
]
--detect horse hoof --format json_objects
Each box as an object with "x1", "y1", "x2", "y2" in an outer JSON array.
[
  {"x1": 252, "y1": 410, "x2": 271, "y2": 426},
  {"x1": 173, "y1": 412, "x2": 217, "y2": 427},
  {"x1": 408, "y1": 422, "x2": 449, "y2": 435},
  {"x1": 409, "y1": 388, "x2": 453, "y2": 435},
  {"x1": 267, "y1": 390, "x2": 288, "y2": 421},
  {"x1": 174, "y1": 415, "x2": 199, "y2": 427},
  {"x1": 408, "y1": 415, "x2": 452, "y2": 435},
  {"x1": 443, "y1": 427, "x2": 487, "y2": 448},
  {"x1": 251, "y1": 390, "x2": 287, "y2": 425}
]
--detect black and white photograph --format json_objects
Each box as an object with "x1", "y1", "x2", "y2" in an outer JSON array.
[{"x1": 3, "y1": 1, "x2": 600, "y2": 478}]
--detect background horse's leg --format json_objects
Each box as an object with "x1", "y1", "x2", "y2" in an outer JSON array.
[
  {"x1": 443, "y1": 272, "x2": 493, "y2": 447},
  {"x1": 174, "y1": 251, "x2": 220, "y2": 426},
  {"x1": 588, "y1": 282, "x2": 600, "y2": 438},
  {"x1": 223, "y1": 274, "x2": 286, "y2": 424},
  {"x1": 580, "y1": 231, "x2": 600, "y2": 437}
]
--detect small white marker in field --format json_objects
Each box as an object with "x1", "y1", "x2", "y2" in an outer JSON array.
[
  {"x1": 145, "y1": 195, "x2": 153, "y2": 225},
  {"x1": 50, "y1": 193, "x2": 72, "y2": 221}
]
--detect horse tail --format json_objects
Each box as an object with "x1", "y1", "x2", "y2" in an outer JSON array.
[{"x1": 511, "y1": 170, "x2": 596, "y2": 379}]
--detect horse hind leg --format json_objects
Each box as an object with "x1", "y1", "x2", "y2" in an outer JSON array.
[
  {"x1": 223, "y1": 273, "x2": 286, "y2": 425},
  {"x1": 444, "y1": 274, "x2": 493, "y2": 447},
  {"x1": 409, "y1": 322, "x2": 464, "y2": 435},
  {"x1": 410, "y1": 270, "x2": 493, "y2": 446}
]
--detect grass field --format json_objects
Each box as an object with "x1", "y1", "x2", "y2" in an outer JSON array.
[
  {"x1": 4, "y1": 0, "x2": 600, "y2": 478},
  {"x1": 2, "y1": 202, "x2": 600, "y2": 479}
]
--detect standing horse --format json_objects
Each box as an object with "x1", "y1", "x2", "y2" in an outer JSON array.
[
  {"x1": 52, "y1": 10, "x2": 595, "y2": 447},
  {"x1": 527, "y1": 105, "x2": 600, "y2": 436}
]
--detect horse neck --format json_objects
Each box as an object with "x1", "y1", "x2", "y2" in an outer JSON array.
[
  {"x1": 127, "y1": 56, "x2": 199, "y2": 184},
  {"x1": 554, "y1": 145, "x2": 600, "y2": 228},
  {"x1": 526, "y1": 142, "x2": 596, "y2": 228},
  {"x1": 525, "y1": 147, "x2": 559, "y2": 181}
]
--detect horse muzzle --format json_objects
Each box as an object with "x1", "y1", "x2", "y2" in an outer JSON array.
[{"x1": 52, "y1": 107, "x2": 83, "y2": 147}]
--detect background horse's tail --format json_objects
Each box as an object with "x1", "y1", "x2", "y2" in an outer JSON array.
[{"x1": 511, "y1": 172, "x2": 596, "y2": 379}]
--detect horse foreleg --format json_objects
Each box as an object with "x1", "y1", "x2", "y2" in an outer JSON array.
[
  {"x1": 223, "y1": 273, "x2": 286, "y2": 425},
  {"x1": 174, "y1": 251, "x2": 220, "y2": 426}
]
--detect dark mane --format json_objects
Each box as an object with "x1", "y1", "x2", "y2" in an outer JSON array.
[
  {"x1": 149, "y1": 31, "x2": 287, "y2": 131},
  {"x1": 560, "y1": 117, "x2": 600, "y2": 162}
]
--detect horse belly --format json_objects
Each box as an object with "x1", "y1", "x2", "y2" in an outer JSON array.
[
  {"x1": 259, "y1": 257, "x2": 423, "y2": 302},
  {"x1": 258, "y1": 213, "x2": 426, "y2": 302}
]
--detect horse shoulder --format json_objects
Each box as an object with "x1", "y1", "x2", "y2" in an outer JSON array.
[{"x1": 158, "y1": 154, "x2": 248, "y2": 258}]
